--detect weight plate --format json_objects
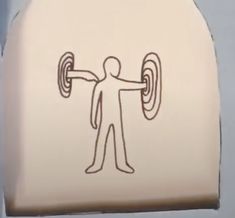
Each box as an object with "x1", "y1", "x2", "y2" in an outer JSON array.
[
  {"x1": 141, "y1": 52, "x2": 162, "y2": 120},
  {"x1": 58, "y1": 52, "x2": 74, "y2": 98}
]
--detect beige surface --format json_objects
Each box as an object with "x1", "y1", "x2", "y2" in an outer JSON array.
[{"x1": 2, "y1": 0, "x2": 220, "y2": 216}]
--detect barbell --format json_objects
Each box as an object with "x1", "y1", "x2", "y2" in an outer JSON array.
[{"x1": 58, "y1": 52, "x2": 162, "y2": 120}]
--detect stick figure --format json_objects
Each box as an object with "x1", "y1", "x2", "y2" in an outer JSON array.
[
  {"x1": 58, "y1": 52, "x2": 161, "y2": 174},
  {"x1": 85, "y1": 56, "x2": 146, "y2": 174}
]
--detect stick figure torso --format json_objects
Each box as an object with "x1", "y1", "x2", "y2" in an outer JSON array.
[{"x1": 97, "y1": 77, "x2": 123, "y2": 122}]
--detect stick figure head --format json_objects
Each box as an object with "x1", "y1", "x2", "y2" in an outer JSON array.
[{"x1": 103, "y1": 56, "x2": 121, "y2": 77}]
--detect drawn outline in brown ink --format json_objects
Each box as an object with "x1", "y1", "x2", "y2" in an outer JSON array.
[
  {"x1": 58, "y1": 52, "x2": 99, "y2": 98},
  {"x1": 57, "y1": 52, "x2": 162, "y2": 174},
  {"x1": 141, "y1": 53, "x2": 162, "y2": 120}
]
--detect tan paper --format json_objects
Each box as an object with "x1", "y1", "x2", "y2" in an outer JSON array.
[{"x1": 3, "y1": 0, "x2": 220, "y2": 216}]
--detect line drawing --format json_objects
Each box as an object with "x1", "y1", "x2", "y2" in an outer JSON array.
[
  {"x1": 57, "y1": 52, "x2": 162, "y2": 174},
  {"x1": 58, "y1": 52, "x2": 98, "y2": 98}
]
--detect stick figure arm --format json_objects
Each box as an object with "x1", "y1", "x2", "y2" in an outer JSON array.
[
  {"x1": 90, "y1": 83, "x2": 102, "y2": 129},
  {"x1": 117, "y1": 78, "x2": 146, "y2": 91}
]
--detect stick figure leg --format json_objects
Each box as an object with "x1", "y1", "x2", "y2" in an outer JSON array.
[
  {"x1": 113, "y1": 123, "x2": 135, "y2": 174},
  {"x1": 85, "y1": 123, "x2": 110, "y2": 174}
]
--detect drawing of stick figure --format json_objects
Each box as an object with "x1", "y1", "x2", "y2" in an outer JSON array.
[
  {"x1": 85, "y1": 57, "x2": 146, "y2": 174},
  {"x1": 58, "y1": 52, "x2": 161, "y2": 174}
]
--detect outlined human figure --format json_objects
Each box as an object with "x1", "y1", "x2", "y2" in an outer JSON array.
[{"x1": 85, "y1": 56, "x2": 146, "y2": 174}]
